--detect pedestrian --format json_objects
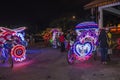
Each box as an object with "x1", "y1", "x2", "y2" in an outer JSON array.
[
  {"x1": 59, "y1": 32, "x2": 65, "y2": 52},
  {"x1": 66, "y1": 37, "x2": 74, "y2": 52},
  {"x1": 106, "y1": 29, "x2": 112, "y2": 61},
  {"x1": 98, "y1": 28, "x2": 109, "y2": 64},
  {"x1": 93, "y1": 45, "x2": 97, "y2": 61}
]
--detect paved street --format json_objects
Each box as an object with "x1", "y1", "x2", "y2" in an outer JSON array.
[{"x1": 0, "y1": 46, "x2": 120, "y2": 80}]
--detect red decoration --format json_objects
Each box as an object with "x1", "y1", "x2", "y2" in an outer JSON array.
[{"x1": 11, "y1": 44, "x2": 26, "y2": 58}]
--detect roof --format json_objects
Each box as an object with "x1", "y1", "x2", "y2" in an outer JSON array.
[
  {"x1": 84, "y1": 0, "x2": 120, "y2": 9},
  {"x1": 75, "y1": 21, "x2": 98, "y2": 29}
]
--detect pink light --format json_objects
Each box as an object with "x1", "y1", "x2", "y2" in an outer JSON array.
[
  {"x1": 12, "y1": 60, "x2": 34, "y2": 71},
  {"x1": 11, "y1": 45, "x2": 26, "y2": 62},
  {"x1": 0, "y1": 36, "x2": 5, "y2": 44},
  {"x1": 0, "y1": 27, "x2": 14, "y2": 32},
  {"x1": 11, "y1": 45, "x2": 26, "y2": 58},
  {"x1": 13, "y1": 27, "x2": 26, "y2": 32},
  {"x1": 0, "y1": 27, "x2": 26, "y2": 33},
  {"x1": 14, "y1": 55, "x2": 26, "y2": 62},
  {"x1": 75, "y1": 54, "x2": 92, "y2": 61},
  {"x1": 117, "y1": 38, "x2": 120, "y2": 45}
]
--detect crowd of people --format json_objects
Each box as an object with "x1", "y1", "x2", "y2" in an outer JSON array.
[
  {"x1": 26, "y1": 28, "x2": 113, "y2": 65},
  {"x1": 53, "y1": 28, "x2": 113, "y2": 64},
  {"x1": 53, "y1": 30, "x2": 77, "y2": 52}
]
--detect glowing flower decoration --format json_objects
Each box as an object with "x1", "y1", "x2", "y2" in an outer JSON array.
[{"x1": 11, "y1": 44, "x2": 26, "y2": 62}]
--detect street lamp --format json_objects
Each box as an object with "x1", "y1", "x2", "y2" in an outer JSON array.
[{"x1": 72, "y1": 16, "x2": 76, "y2": 19}]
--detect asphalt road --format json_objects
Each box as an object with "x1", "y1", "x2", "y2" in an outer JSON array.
[{"x1": 0, "y1": 47, "x2": 120, "y2": 80}]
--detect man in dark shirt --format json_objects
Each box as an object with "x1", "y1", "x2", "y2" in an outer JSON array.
[{"x1": 98, "y1": 29, "x2": 109, "y2": 64}]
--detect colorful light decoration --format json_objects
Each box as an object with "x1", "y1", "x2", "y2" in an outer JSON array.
[
  {"x1": 110, "y1": 27, "x2": 120, "y2": 34},
  {"x1": 116, "y1": 38, "x2": 120, "y2": 49},
  {"x1": 50, "y1": 28, "x2": 61, "y2": 48},
  {"x1": 72, "y1": 41, "x2": 93, "y2": 60},
  {"x1": 11, "y1": 44, "x2": 26, "y2": 62},
  {"x1": 69, "y1": 21, "x2": 98, "y2": 62},
  {"x1": 117, "y1": 38, "x2": 120, "y2": 45},
  {"x1": 42, "y1": 31, "x2": 52, "y2": 41},
  {"x1": 42, "y1": 28, "x2": 62, "y2": 45},
  {"x1": 0, "y1": 27, "x2": 27, "y2": 62},
  {"x1": 108, "y1": 27, "x2": 120, "y2": 50},
  {"x1": 0, "y1": 36, "x2": 6, "y2": 44}
]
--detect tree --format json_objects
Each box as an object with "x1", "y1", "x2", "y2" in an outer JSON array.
[{"x1": 49, "y1": 16, "x2": 77, "y2": 32}]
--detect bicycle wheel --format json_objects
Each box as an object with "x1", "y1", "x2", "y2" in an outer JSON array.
[{"x1": 67, "y1": 50, "x2": 75, "y2": 65}]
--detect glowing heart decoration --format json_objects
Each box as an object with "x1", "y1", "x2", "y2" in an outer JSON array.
[{"x1": 72, "y1": 41, "x2": 93, "y2": 59}]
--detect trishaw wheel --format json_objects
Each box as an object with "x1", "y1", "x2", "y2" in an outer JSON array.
[{"x1": 67, "y1": 51, "x2": 75, "y2": 65}]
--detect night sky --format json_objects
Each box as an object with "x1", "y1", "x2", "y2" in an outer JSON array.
[{"x1": 0, "y1": 0, "x2": 92, "y2": 30}]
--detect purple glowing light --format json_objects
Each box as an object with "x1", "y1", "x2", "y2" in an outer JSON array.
[
  {"x1": 75, "y1": 21, "x2": 98, "y2": 29},
  {"x1": 71, "y1": 21, "x2": 98, "y2": 61}
]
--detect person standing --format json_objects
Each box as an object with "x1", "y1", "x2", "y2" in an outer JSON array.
[
  {"x1": 98, "y1": 28, "x2": 109, "y2": 64},
  {"x1": 106, "y1": 29, "x2": 112, "y2": 61},
  {"x1": 59, "y1": 32, "x2": 65, "y2": 52}
]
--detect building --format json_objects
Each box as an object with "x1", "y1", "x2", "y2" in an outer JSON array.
[{"x1": 84, "y1": 0, "x2": 120, "y2": 28}]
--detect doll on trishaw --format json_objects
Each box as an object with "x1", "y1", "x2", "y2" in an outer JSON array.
[{"x1": 67, "y1": 21, "x2": 99, "y2": 64}]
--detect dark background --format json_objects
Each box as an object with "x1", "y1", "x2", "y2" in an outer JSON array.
[
  {"x1": 1, "y1": 0, "x2": 119, "y2": 44},
  {"x1": 0, "y1": 0, "x2": 92, "y2": 31}
]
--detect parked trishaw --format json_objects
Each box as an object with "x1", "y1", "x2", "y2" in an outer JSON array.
[
  {"x1": 67, "y1": 21, "x2": 99, "y2": 64},
  {"x1": 0, "y1": 27, "x2": 28, "y2": 68}
]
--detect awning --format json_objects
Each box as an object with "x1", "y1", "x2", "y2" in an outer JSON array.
[{"x1": 84, "y1": 0, "x2": 120, "y2": 9}]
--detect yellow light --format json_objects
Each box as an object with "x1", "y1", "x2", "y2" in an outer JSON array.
[
  {"x1": 118, "y1": 24, "x2": 120, "y2": 27},
  {"x1": 72, "y1": 16, "x2": 76, "y2": 19},
  {"x1": 110, "y1": 29, "x2": 116, "y2": 32}
]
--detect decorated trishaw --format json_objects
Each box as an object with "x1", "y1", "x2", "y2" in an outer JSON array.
[
  {"x1": 67, "y1": 21, "x2": 99, "y2": 64},
  {"x1": 50, "y1": 28, "x2": 61, "y2": 48},
  {"x1": 42, "y1": 28, "x2": 61, "y2": 48},
  {"x1": 0, "y1": 27, "x2": 28, "y2": 68}
]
